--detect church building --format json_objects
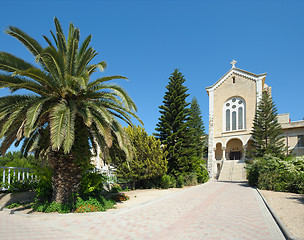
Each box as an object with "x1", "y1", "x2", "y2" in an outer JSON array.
[{"x1": 206, "y1": 61, "x2": 304, "y2": 179}]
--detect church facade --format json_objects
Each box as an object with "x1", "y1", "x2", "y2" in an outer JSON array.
[{"x1": 206, "y1": 61, "x2": 304, "y2": 178}]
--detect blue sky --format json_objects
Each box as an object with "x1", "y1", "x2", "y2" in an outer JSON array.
[{"x1": 1, "y1": 0, "x2": 304, "y2": 151}]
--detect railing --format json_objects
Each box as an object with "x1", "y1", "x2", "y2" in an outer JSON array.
[
  {"x1": 93, "y1": 167, "x2": 117, "y2": 184},
  {"x1": 0, "y1": 166, "x2": 36, "y2": 191},
  {"x1": 1, "y1": 166, "x2": 116, "y2": 191}
]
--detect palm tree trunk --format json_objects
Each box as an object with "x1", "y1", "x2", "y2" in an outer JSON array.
[{"x1": 48, "y1": 151, "x2": 81, "y2": 204}]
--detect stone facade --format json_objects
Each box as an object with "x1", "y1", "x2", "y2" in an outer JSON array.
[{"x1": 206, "y1": 62, "x2": 304, "y2": 178}]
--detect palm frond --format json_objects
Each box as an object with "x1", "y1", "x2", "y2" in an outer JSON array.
[
  {"x1": 40, "y1": 46, "x2": 65, "y2": 87},
  {"x1": 0, "y1": 52, "x2": 33, "y2": 73},
  {"x1": 43, "y1": 35, "x2": 54, "y2": 47},
  {"x1": 50, "y1": 101, "x2": 68, "y2": 150},
  {"x1": 24, "y1": 97, "x2": 50, "y2": 136},
  {"x1": 54, "y1": 17, "x2": 67, "y2": 54},
  {"x1": 5, "y1": 26, "x2": 43, "y2": 57},
  {"x1": 77, "y1": 35, "x2": 92, "y2": 60},
  {"x1": 87, "y1": 61, "x2": 107, "y2": 75},
  {"x1": 62, "y1": 100, "x2": 76, "y2": 153},
  {"x1": 76, "y1": 47, "x2": 98, "y2": 75},
  {"x1": 88, "y1": 75, "x2": 127, "y2": 89}
]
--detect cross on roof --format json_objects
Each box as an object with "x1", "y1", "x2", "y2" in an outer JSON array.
[{"x1": 230, "y1": 60, "x2": 237, "y2": 68}]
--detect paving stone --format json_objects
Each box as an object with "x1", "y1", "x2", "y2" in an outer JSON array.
[{"x1": 0, "y1": 181, "x2": 285, "y2": 240}]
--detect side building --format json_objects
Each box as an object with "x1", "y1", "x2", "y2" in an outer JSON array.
[{"x1": 206, "y1": 61, "x2": 304, "y2": 178}]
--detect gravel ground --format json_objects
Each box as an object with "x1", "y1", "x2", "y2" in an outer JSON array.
[{"x1": 260, "y1": 190, "x2": 304, "y2": 240}]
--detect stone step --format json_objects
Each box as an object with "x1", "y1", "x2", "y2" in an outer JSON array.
[{"x1": 218, "y1": 161, "x2": 247, "y2": 181}]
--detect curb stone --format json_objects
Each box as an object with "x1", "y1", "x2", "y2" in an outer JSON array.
[{"x1": 256, "y1": 188, "x2": 297, "y2": 240}]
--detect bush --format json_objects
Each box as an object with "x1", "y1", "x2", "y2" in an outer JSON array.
[
  {"x1": 79, "y1": 171, "x2": 106, "y2": 197},
  {"x1": 184, "y1": 172, "x2": 198, "y2": 186},
  {"x1": 247, "y1": 154, "x2": 304, "y2": 194},
  {"x1": 33, "y1": 195, "x2": 116, "y2": 213},
  {"x1": 8, "y1": 178, "x2": 37, "y2": 193},
  {"x1": 75, "y1": 196, "x2": 115, "y2": 212},
  {"x1": 195, "y1": 162, "x2": 209, "y2": 183},
  {"x1": 177, "y1": 175, "x2": 184, "y2": 188},
  {"x1": 160, "y1": 174, "x2": 176, "y2": 189},
  {"x1": 33, "y1": 201, "x2": 71, "y2": 213},
  {"x1": 110, "y1": 183, "x2": 123, "y2": 193},
  {"x1": 34, "y1": 166, "x2": 53, "y2": 202}
]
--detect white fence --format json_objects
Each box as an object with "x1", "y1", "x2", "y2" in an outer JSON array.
[
  {"x1": 0, "y1": 166, "x2": 36, "y2": 191},
  {"x1": 1, "y1": 166, "x2": 116, "y2": 191},
  {"x1": 93, "y1": 167, "x2": 117, "y2": 184}
]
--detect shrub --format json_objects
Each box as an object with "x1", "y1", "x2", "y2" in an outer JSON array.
[
  {"x1": 110, "y1": 183, "x2": 123, "y2": 193},
  {"x1": 160, "y1": 174, "x2": 176, "y2": 189},
  {"x1": 184, "y1": 172, "x2": 198, "y2": 186},
  {"x1": 195, "y1": 162, "x2": 209, "y2": 183},
  {"x1": 33, "y1": 195, "x2": 116, "y2": 213},
  {"x1": 79, "y1": 171, "x2": 106, "y2": 197},
  {"x1": 34, "y1": 166, "x2": 53, "y2": 202},
  {"x1": 177, "y1": 175, "x2": 184, "y2": 188},
  {"x1": 33, "y1": 201, "x2": 71, "y2": 213},
  {"x1": 247, "y1": 154, "x2": 304, "y2": 194},
  {"x1": 8, "y1": 178, "x2": 37, "y2": 193},
  {"x1": 111, "y1": 193, "x2": 129, "y2": 202}
]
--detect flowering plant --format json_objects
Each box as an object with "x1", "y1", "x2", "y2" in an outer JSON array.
[{"x1": 112, "y1": 193, "x2": 129, "y2": 202}]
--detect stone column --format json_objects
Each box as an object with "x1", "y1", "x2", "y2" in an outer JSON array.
[
  {"x1": 222, "y1": 147, "x2": 226, "y2": 161},
  {"x1": 242, "y1": 145, "x2": 247, "y2": 161}
]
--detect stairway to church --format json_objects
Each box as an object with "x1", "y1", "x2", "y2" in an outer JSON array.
[{"x1": 218, "y1": 161, "x2": 247, "y2": 181}]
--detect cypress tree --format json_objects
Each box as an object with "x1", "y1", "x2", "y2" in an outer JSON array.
[
  {"x1": 155, "y1": 69, "x2": 191, "y2": 175},
  {"x1": 251, "y1": 91, "x2": 285, "y2": 158}
]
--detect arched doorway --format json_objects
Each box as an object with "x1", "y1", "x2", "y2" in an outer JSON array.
[{"x1": 226, "y1": 138, "x2": 243, "y2": 160}]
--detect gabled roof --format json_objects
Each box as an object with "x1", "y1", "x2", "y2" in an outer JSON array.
[{"x1": 206, "y1": 67, "x2": 267, "y2": 95}]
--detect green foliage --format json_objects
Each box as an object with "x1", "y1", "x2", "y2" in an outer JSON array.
[
  {"x1": 33, "y1": 196, "x2": 116, "y2": 213},
  {"x1": 0, "y1": 18, "x2": 140, "y2": 203},
  {"x1": 188, "y1": 97, "x2": 207, "y2": 160},
  {"x1": 111, "y1": 193, "x2": 129, "y2": 202},
  {"x1": 8, "y1": 178, "x2": 37, "y2": 193},
  {"x1": 110, "y1": 183, "x2": 123, "y2": 193},
  {"x1": 79, "y1": 170, "x2": 106, "y2": 197},
  {"x1": 33, "y1": 201, "x2": 71, "y2": 213},
  {"x1": 247, "y1": 155, "x2": 304, "y2": 193},
  {"x1": 250, "y1": 91, "x2": 285, "y2": 158},
  {"x1": 34, "y1": 166, "x2": 53, "y2": 202},
  {"x1": 0, "y1": 151, "x2": 40, "y2": 168},
  {"x1": 6, "y1": 202, "x2": 23, "y2": 209},
  {"x1": 75, "y1": 196, "x2": 115, "y2": 212},
  {"x1": 194, "y1": 159, "x2": 209, "y2": 183},
  {"x1": 177, "y1": 175, "x2": 184, "y2": 188},
  {"x1": 183, "y1": 172, "x2": 198, "y2": 186},
  {"x1": 155, "y1": 69, "x2": 192, "y2": 176},
  {"x1": 114, "y1": 126, "x2": 167, "y2": 188},
  {"x1": 160, "y1": 174, "x2": 176, "y2": 189}
]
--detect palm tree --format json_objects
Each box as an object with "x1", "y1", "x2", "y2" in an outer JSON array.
[{"x1": 0, "y1": 18, "x2": 141, "y2": 204}]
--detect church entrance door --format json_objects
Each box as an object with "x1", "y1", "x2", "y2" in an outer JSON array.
[{"x1": 229, "y1": 151, "x2": 241, "y2": 160}]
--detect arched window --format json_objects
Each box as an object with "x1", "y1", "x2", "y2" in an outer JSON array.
[
  {"x1": 226, "y1": 109, "x2": 230, "y2": 131},
  {"x1": 223, "y1": 97, "x2": 246, "y2": 132}
]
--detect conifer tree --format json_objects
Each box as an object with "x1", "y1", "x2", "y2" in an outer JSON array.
[
  {"x1": 154, "y1": 69, "x2": 191, "y2": 175},
  {"x1": 251, "y1": 91, "x2": 285, "y2": 158},
  {"x1": 188, "y1": 97, "x2": 207, "y2": 159}
]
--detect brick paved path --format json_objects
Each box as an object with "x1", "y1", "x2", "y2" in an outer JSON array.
[{"x1": 0, "y1": 181, "x2": 285, "y2": 240}]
